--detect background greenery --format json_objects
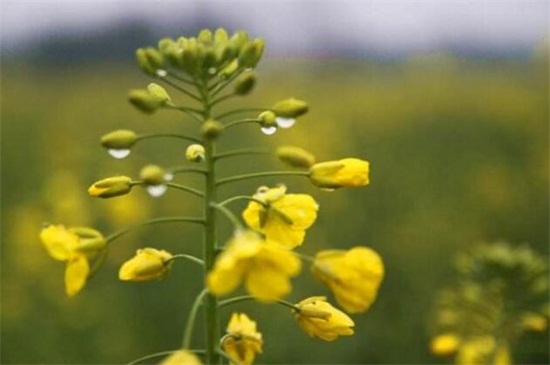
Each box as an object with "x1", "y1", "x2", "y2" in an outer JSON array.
[{"x1": 1, "y1": 47, "x2": 548, "y2": 364}]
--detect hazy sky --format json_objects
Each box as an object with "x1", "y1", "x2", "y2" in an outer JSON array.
[{"x1": 2, "y1": 1, "x2": 548, "y2": 56}]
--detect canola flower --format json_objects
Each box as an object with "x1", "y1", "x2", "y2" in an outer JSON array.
[
  {"x1": 242, "y1": 185, "x2": 318, "y2": 249},
  {"x1": 40, "y1": 28, "x2": 383, "y2": 365},
  {"x1": 207, "y1": 230, "x2": 301, "y2": 301},
  {"x1": 294, "y1": 296, "x2": 354, "y2": 341},
  {"x1": 39, "y1": 224, "x2": 106, "y2": 296},
  {"x1": 222, "y1": 313, "x2": 263, "y2": 365},
  {"x1": 312, "y1": 246, "x2": 385, "y2": 313}
]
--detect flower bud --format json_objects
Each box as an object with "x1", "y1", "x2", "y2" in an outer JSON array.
[
  {"x1": 214, "y1": 28, "x2": 229, "y2": 44},
  {"x1": 201, "y1": 119, "x2": 224, "y2": 140},
  {"x1": 198, "y1": 29, "x2": 213, "y2": 44},
  {"x1": 144, "y1": 47, "x2": 164, "y2": 69},
  {"x1": 140, "y1": 164, "x2": 166, "y2": 186},
  {"x1": 147, "y1": 83, "x2": 171, "y2": 103},
  {"x1": 135, "y1": 48, "x2": 155, "y2": 75},
  {"x1": 238, "y1": 38, "x2": 265, "y2": 68},
  {"x1": 181, "y1": 39, "x2": 199, "y2": 74},
  {"x1": 100, "y1": 129, "x2": 137, "y2": 150},
  {"x1": 128, "y1": 89, "x2": 163, "y2": 114},
  {"x1": 294, "y1": 296, "x2": 354, "y2": 341},
  {"x1": 309, "y1": 158, "x2": 369, "y2": 189},
  {"x1": 258, "y1": 111, "x2": 277, "y2": 128},
  {"x1": 160, "y1": 350, "x2": 202, "y2": 365},
  {"x1": 219, "y1": 59, "x2": 239, "y2": 79},
  {"x1": 276, "y1": 146, "x2": 316, "y2": 168},
  {"x1": 119, "y1": 248, "x2": 173, "y2": 282},
  {"x1": 88, "y1": 176, "x2": 133, "y2": 199},
  {"x1": 186, "y1": 144, "x2": 206, "y2": 163},
  {"x1": 234, "y1": 72, "x2": 256, "y2": 95},
  {"x1": 229, "y1": 30, "x2": 250, "y2": 53},
  {"x1": 272, "y1": 98, "x2": 309, "y2": 118}
]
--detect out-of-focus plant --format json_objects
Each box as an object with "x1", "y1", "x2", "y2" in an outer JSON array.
[
  {"x1": 429, "y1": 242, "x2": 549, "y2": 365},
  {"x1": 38, "y1": 28, "x2": 384, "y2": 364}
]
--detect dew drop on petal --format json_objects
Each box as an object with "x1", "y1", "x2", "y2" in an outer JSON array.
[
  {"x1": 276, "y1": 117, "x2": 296, "y2": 129},
  {"x1": 163, "y1": 172, "x2": 174, "y2": 181},
  {"x1": 260, "y1": 126, "x2": 277, "y2": 135},
  {"x1": 156, "y1": 69, "x2": 167, "y2": 77},
  {"x1": 147, "y1": 184, "x2": 168, "y2": 197},
  {"x1": 108, "y1": 149, "x2": 131, "y2": 159}
]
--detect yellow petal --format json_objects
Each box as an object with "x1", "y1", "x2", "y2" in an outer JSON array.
[
  {"x1": 159, "y1": 350, "x2": 202, "y2": 365},
  {"x1": 245, "y1": 267, "x2": 292, "y2": 301},
  {"x1": 65, "y1": 255, "x2": 90, "y2": 297},
  {"x1": 40, "y1": 225, "x2": 79, "y2": 261}
]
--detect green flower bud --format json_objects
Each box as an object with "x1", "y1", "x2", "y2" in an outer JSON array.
[
  {"x1": 101, "y1": 129, "x2": 137, "y2": 150},
  {"x1": 276, "y1": 146, "x2": 316, "y2": 168},
  {"x1": 88, "y1": 176, "x2": 133, "y2": 199},
  {"x1": 201, "y1": 119, "x2": 224, "y2": 140},
  {"x1": 202, "y1": 47, "x2": 218, "y2": 71},
  {"x1": 128, "y1": 90, "x2": 163, "y2": 114},
  {"x1": 214, "y1": 28, "x2": 229, "y2": 44},
  {"x1": 234, "y1": 72, "x2": 256, "y2": 95},
  {"x1": 158, "y1": 38, "x2": 182, "y2": 67},
  {"x1": 186, "y1": 144, "x2": 206, "y2": 162},
  {"x1": 258, "y1": 111, "x2": 277, "y2": 128},
  {"x1": 272, "y1": 98, "x2": 309, "y2": 118},
  {"x1": 144, "y1": 47, "x2": 164, "y2": 69},
  {"x1": 220, "y1": 59, "x2": 239, "y2": 79},
  {"x1": 140, "y1": 165, "x2": 166, "y2": 186},
  {"x1": 136, "y1": 48, "x2": 155, "y2": 75},
  {"x1": 181, "y1": 39, "x2": 199, "y2": 74},
  {"x1": 238, "y1": 38, "x2": 265, "y2": 68},
  {"x1": 229, "y1": 31, "x2": 250, "y2": 53},
  {"x1": 198, "y1": 29, "x2": 213, "y2": 44},
  {"x1": 147, "y1": 83, "x2": 171, "y2": 103}
]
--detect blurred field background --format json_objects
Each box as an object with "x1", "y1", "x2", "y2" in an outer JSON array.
[{"x1": 1, "y1": 3, "x2": 549, "y2": 364}]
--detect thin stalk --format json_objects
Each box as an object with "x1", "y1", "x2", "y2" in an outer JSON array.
[
  {"x1": 168, "y1": 166, "x2": 208, "y2": 175},
  {"x1": 105, "y1": 217, "x2": 205, "y2": 243},
  {"x1": 211, "y1": 203, "x2": 244, "y2": 229},
  {"x1": 158, "y1": 77, "x2": 202, "y2": 102},
  {"x1": 136, "y1": 133, "x2": 201, "y2": 144},
  {"x1": 216, "y1": 349, "x2": 241, "y2": 365},
  {"x1": 183, "y1": 289, "x2": 209, "y2": 349},
  {"x1": 209, "y1": 93, "x2": 236, "y2": 107},
  {"x1": 215, "y1": 107, "x2": 266, "y2": 120},
  {"x1": 168, "y1": 254, "x2": 205, "y2": 267},
  {"x1": 167, "y1": 70, "x2": 197, "y2": 86},
  {"x1": 165, "y1": 104, "x2": 204, "y2": 123},
  {"x1": 224, "y1": 118, "x2": 261, "y2": 129},
  {"x1": 209, "y1": 68, "x2": 245, "y2": 96},
  {"x1": 216, "y1": 171, "x2": 310, "y2": 187},
  {"x1": 126, "y1": 350, "x2": 177, "y2": 365},
  {"x1": 166, "y1": 182, "x2": 205, "y2": 198},
  {"x1": 213, "y1": 148, "x2": 269, "y2": 161},
  {"x1": 217, "y1": 195, "x2": 267, "y2": 208},
  {"x1": 218, "y1": 295, "x2": 300, "y2": 311}
]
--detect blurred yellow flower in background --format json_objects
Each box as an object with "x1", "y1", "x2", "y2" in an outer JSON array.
[
  {"x1": 222, "y1": 313, "x2": 263, "y2": 365},
  {"x1": 430, "y1": 333, "x2": 460, "y2": 355},
  {"x1": 119, "y1": 248, "x2": 173, "y2": 282},
  {"x1": 294, "y1": 296, "x2": 354, "y2": 341},
  {"x1": 309, "y1": 158, "x2": 369, "y2": 189},
  {"x1": 39, "y1": 224, "x2": 106, "y2": 297},
  {"x1": 312, "y1": 246, "x2": 384, "y2": 313},
  {"x1": 159, "y1": 350, "x2": 202, "y2": 365},
  {"x1": 207, "y1": 230, "x2": 301, "y2": 301},
  {"x1": 242, "y1": 185, "x2": 318, "y2": 249}
]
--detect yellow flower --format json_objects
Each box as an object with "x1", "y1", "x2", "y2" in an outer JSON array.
[
  {"x1": 309, "y1": 158, "x2": 369, "y2": 189},
  {"x1": 312, "y1": 246, "x2": 384, "y2": 313},
  {"x1": 207, "y1": 230, "x2": 301, "y2": 301},
  {"x1": 119, "y1": 248, "x2": 173, "y2": 282},
  {"x1": 294, "y1": 296, "x2": 354, "y2": 341},
  {"x1": 493, "y1": 344, "x2": 512, "y2": 365},
  {"x1": 39, "y1": 224, "x2": 106, "y2": 297},
  {"x1": 159, "y1": 350, "x2": 202, "y2": 365},
  {"x1": 430, "y1": 333, "x2": 460, "y2": 355},
  {"x1": 456, "y1": 336, "x2": 495, "y2": 365},
  {"x1": 520, "y1": 312, "x2": 548, "y2": 332},
  {"x1": 242, "y1": 185, "x2": 318, "y2": 249},
  {"x1": 88, "y1": 176, "x2": 133, "y2": 198},
  {"x1": 222, "y1": 313, "x2": 263, "y2": 365}
]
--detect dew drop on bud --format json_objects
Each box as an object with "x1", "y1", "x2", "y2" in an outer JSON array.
[
  {"x1": 260, "y1": 126, "x2": 277, "y2": 135},
  {"x1": 321, "y1": 188, "x2": 335, "y2": 192},
  {"x1": 163, "y1": 172, "x2": 174, "y2": 181},
  {"x1": 156, "y1": 69, "x2": 167, "y2": 77},
  {"x1": 108, "y1": 149, "x2": 131, "y2": 159},
  {"x1": 146, "y1": 184, "x2": 168, "y2": 197},
  {"x1": 275, "y1": 117, "x2": 296, "y2": 129}
]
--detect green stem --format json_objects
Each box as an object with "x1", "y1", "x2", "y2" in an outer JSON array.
[
  {"x1": 209, "y1": 93, "x2": 236, "y2": 107},
  {"x1": 224, "y1": 118, "x2": 261, "y2": 129},
  {"x1": 168, "y1": 166, "x2": 208, "y2": 175},
  {"x1": 165, "y1": 104, "x2": 204, "y2": 123},
  {"x1": 218, "y1": 295, "x2": 300, "y2": 311},
  {"x1": 166, "y1": 182, "x2": 205, "y2": 197},
  {"x1": 211, "y1": 203, "x2": 244, "y2": 229},
  {"x1": 158, "y1": 77, "x2": 202, "y2": 102},
  {"x1": 209, "y1": 68, "x2": 245, "y2": 96},
  {"x1": 218, "y1": 195, "x2": 267, "y2": 208},
  {"x1": 167, "y1": 70, "x2": 197, "y2": 86},
  {"x1": 126, "y1": 350, "x2": 178, "y2": 365},
  {"x1": 168, "y1": 254, "x2": 205, "y2": 267},
  {"x1": 215, "y1": 107, "x2": 266, "y2": 120},
  {"x1": 105, "y1": 217, "x2": 205, "y2": 242},
  {"x1": 216, "y1": 171, "x2": 310, "y2": 187},
  {"x1": 213, "y1": 148, "x2": 269, "y2": 161},
  {"x1": 183, "y1": 289, "x2": 209, "y2": 349},
  {"x1": 136, "y1": 133, "x2": 201, "y2": 144}
]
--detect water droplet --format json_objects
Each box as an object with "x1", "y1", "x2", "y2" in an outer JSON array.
[
  {"x1": 276, "y1": 117, "x2": 296, "y2": 129},
  {"x1": 156, "y1": 69, "x2": 167, "y2": 77},
  {"x1": 163, "y1": 172, "x2": 174, "y2": 181},
  {"x1": 146, "y1": 184, "x2": 167, "y2": 197},
  {"x1": 260, "y1": 126, "x2": 277, "y2": 135},
  {"x1": 208, "y1": 67, "x2": 217, "y2": 75},
  {"x1": 321, "y1": 188, "x2": 335, "y2": 192},
  {"x1": 108, "y1": 149, "x2": 131, "y2": 159}
]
